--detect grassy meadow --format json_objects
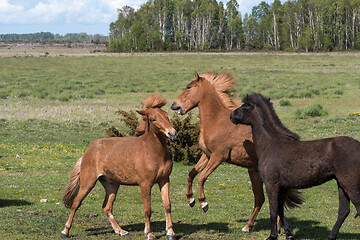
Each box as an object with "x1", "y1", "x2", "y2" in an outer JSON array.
[{"x1": 0, "y1": 51, "x2": 360, "y2": 239}]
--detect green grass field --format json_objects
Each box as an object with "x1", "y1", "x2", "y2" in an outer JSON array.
[{"x1": 1, "y1": 52, "x2": 359, "y2": 239}]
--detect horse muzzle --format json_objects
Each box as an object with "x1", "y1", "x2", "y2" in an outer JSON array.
[
  {"x1": 230, "y1": 112, "x2": 240, "y2": 125},
  {"x1": 166, "y1": 129, "x2": 177, "y2": 141},
  {"x1": 171, "y1": 102, "x2": 186, "y2": 115}
]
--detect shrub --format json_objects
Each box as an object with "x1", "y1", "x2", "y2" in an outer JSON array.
[
  {"x1": 334, "y1": 89, "x2": 344, "y2": 95},
  {"x1": 279, "y1": 99, "x2": 291, "y2": 107},
  {"x1": 105, "y1": 110, "x2": 201, "y2": 165},
  {"x1": 294, "y1": 103, "x2": 328, "y2": 119},
  {"x1": 167, "y1": 113, "x2": 202, "y2": 165}
]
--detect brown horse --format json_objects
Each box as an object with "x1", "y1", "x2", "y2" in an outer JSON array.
[
  {"x1": 230, "y1": 93, "x2": 360, "y2": 240},
  {"x1": 171, "y1": 72, "x2": 303, "y2": 232},
  {"x1": 61, "y1": 94, "x2": 177, "y2": 240}
]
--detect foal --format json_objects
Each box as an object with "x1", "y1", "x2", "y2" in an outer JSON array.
[
  {"x1": 230, "y1": 93, "x2": 360, "y2": 240},
  {"x1": 61, "y1": 94, "x2": 177, "y2": 240}
]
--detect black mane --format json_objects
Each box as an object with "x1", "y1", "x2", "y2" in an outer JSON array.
[{"x1": 243, "y1": 94, "x2": 300, "y2": 141}]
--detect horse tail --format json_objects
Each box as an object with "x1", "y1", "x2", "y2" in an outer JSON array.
[
  {"x1": 63, "y1": 157, "x2": 82, "y2": 208},
  {"x1": 284, "y1": 189, "x2": 305, "y2": 210}
]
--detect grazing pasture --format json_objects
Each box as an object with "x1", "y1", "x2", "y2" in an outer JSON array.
[{"x1": 0, "y1": 50, "x2": 359, "y2": 239}]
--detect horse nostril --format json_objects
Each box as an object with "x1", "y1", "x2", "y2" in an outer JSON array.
[
  {"x1": 171, "y1": 102, "x2": 180, "y2": 110},
  {"x1": 168, "y1": 130, "x2": 177, "y2": 140}
]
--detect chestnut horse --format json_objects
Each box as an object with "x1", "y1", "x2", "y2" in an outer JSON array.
[
  {"x1": 171, "y1": 72, "x2": 303, "y2": 232},
  {"x1": 230, "y1": 93, "x2": 360, "y2": 240},
  {"x1": 61, "y1": 94, "x2": 177, "y2": 240}
]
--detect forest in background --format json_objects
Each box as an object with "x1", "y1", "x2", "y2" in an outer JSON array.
[
  {"x1": 109, "y1": 0, "x2": 360, "y2": 52},
  {"x1": 0, "y1": 32, "x2": 108, "y2": 42}
]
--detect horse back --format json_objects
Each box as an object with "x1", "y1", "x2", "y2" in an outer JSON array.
[
  {"x1": 81, "y1": 136, "x2": 172, "y2": 186},
  {"x1": 261, "y1": 136, "x2": 360, "y2": 189}
]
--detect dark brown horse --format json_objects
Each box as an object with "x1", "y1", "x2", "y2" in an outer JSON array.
[
  {"x1": 230, "y1": 93, "x2": 360, "y2": 240},
  {"x1": 171, "y1": 72, "x2": 303, "y2": 232},
  {"x1": 61, "y1": 94, "x2": 177, "y2": 240}
]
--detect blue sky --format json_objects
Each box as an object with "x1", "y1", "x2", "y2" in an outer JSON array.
[{"x1": 0, "y1": 0, "x2": 276, "y2": 36}]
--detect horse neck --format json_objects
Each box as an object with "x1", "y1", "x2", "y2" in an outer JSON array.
[
  {"x1": 251, "y1": 109, "x2": 273, "y2": 152},
  {"x1": 198, "y1": 83, "x2": 230, "y2": 130},
  {"x1": 143, "y1": 123, "x2": 168, "y2": 152}
]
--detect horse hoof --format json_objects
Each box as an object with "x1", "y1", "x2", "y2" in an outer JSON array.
[
  {"x1": 201, "y1": 202, "x2": 208, "y2": 213},
  {"x1": 286, "y1": 235, "x2": 295, "y2": 240},
  {"x1": 167, "y1": 235, "x2": 177, "y2": 240},
  {"x1": 60, "y1": 233, "x2": 68, "y2": 239},
  {"x1": 121, "y1": 232, "x2": 129, "y2": 237},
  {"x1": 241, "y1": 226, "x2": 251, "y2": 232},
  {"x1": 189, "y1": 198, "x2": 195, "y2": 208}
]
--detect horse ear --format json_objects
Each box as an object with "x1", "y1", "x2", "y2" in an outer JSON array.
[
  {"x1": 136, "y1": 110, "x2": 147, "y2": 116},
  {"x1": 194, "y1": 71, "x2": 200, "y2": 81}
]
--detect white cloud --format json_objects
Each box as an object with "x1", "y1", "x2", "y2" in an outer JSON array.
[
  {"x1": 0, "y1": 0, "x2": 24, "y2": 14},
  {"x1": 0, "y1": 0, "x2": 125, "y2": 24}
]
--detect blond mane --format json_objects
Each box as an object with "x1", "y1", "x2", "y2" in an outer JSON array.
[
  {"x1": 142, "y1": 94, "x2": 167, "y2": 110},
  {"x1": 200, "y1": 71, "x2": 240, "y2": 110}
]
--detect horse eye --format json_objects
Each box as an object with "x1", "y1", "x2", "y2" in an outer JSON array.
[
  {"x1": 186, "y1": 86, "x2": 191, "y2": 90},
  {"x1": 152, "y1": 118, "x2": 156, "y2": 122}
]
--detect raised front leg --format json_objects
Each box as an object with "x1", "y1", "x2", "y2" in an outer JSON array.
[
  {"x1": 140, "y1": 184, "x2": 156, "y2": 240},
  {"x1": 197, "y1": 152, "x2": 225, "y2": 212},
  {"x1": 187, "y1": 154, "x2": 208, "y2": 207},
  {"x1": 159, "y1": 179, "x2": 176, "y2": 240}
]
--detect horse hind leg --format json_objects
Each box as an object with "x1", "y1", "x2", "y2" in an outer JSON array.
[
  {"x1": 61, "y1": 173, "x2": 97, "y2": 238},
  {"x1": 242, "y1": 169, "x2": 266, "y2": 232},
  {"x1": 99, "y1": 177, "x2": 129, "y2": 236},
  {"x1": 327, "y1": 185, "x2": 350, "y2": 240},
  {"x1": 187, "y1": 154, "x2": 208, "y2": 207}
]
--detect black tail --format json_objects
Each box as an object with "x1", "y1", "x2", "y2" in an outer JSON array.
[{"x1": 284, "y1": 189, "x2": 305, "y2": 210}]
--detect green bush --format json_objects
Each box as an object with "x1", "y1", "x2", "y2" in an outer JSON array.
[
  {"x1": 168, "y1": 113, "x2": 202, "y2": 165},
  {"x1": 294, "y1": 103, "x2": 328, "y2": 119},
  {"x1": 105, "y1": 110, "x2": 201, "y2": 165},
  {"x1": 279, "y1": 99, "x2": 291, "y2": 107}
]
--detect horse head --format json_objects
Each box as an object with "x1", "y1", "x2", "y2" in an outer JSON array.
[
  {"x1": 171, "y1": 71, "x2": 204, "y2": 115},
  {"x1": 230, "y1": 95, "x2": 255, "y2": 125},
  {"x1": 137, "y1": 107, "x2": 177, "y2": 141}
]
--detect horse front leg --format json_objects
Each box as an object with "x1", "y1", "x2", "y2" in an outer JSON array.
[
  {"x1": 278, "y1": 190, "x2": 294, "y2": 239},
  {"x1": 140, "y1": 184, "x2": 156, "y2": 240},
  {"x1": 265, "y1": 184, "x2": 280, "y2": 240},
  {"x1": 159, "y1": 179, "x2": 176, "y2": 240},
  {"x1": 197, "y1": 153, "x2": 224, "y2": 212},
  {"x1": 187, "y1": 154, "x2": 208, "y2": 207}
]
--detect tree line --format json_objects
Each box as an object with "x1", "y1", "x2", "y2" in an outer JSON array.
[
  {"x1": 108, "y1": 0, "x2": 360, "y2": 52},
  {"x1": 0, "y1": 32, "x2": 108, "y2": 42}
]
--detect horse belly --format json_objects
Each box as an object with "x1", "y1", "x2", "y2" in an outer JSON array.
[
  {"x1": 276, "y1": 156, "x2": 334, "y2": 189},
  {"x1": 229, "y1": 147, "x2": 257, "y2": 169},
  {"x1": 103, "y1": 165, "x2": 139, "y2": 185}
]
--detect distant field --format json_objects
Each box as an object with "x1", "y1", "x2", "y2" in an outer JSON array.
[{"x1": 0, "y1": 49, "x2": 359, "y2": 239}]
